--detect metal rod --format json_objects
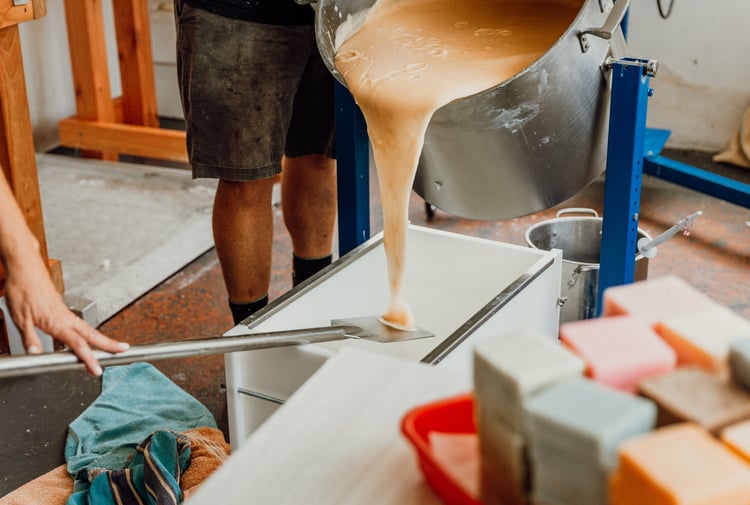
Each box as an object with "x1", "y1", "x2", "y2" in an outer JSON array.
[
  {"x1": 638, "y1": 210, "x2": 702, "y2": 254},
  {"x1": 0, "y1": 325, "x2": 361, "y2": 379}
]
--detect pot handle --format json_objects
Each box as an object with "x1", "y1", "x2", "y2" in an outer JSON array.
[
  {"x1": 578, "y1": 0, "x2": 631, "y2": 53},
  {"x1": 556, "y1": 208, "x2": 599, "y2": 219}
]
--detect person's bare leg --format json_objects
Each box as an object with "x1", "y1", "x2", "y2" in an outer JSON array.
[
  {"x1": 281, "y1": 154, "x2": 337, "y2": 284},
  {"x1": 282, "y1": 154, "x2": 337, "y2": 257},
  {"x1": 212, "y1": 178, "x2": 275, "y2": 306}
]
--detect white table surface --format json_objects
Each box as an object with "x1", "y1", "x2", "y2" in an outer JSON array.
[{"x1": 187, "y1": 348, "x2": 472, "y2": 505}]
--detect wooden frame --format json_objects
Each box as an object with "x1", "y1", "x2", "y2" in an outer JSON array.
[
  {"x1": 0, "y1": 0, "x2": 61, "y2": 349},
  {"x1": 59, "y1": 0, "x2": 188, "y2": 163}
]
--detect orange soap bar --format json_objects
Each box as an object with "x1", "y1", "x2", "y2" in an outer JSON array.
[
  {"x1": 560, "y1": 315, "x2": 676, "y2": 393},
  {"x1": 602, "y1": 276, "x2": 716, "y2": 326},
  {"x1": 612, "y1": 423, "x2": 750, "y2": 505},
  {"x1": 721, "y1": 420, "x2": 750, "y2": 464}
]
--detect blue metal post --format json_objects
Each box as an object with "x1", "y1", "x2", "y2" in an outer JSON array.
[
  {"x1": 335, "y1": 81, "x2": 371, "y2": 255},
  {"x1": 597, "y1": 59, "x2": 654, "y2": 314}
]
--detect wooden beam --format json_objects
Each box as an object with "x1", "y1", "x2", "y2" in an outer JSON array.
[
  {"x1": 0, "y1": 1, "x2": 33, "y2": 29},
  {"x1": 63, "y1": 0, "x2": 118, "y2": 160},
  {"x1": 0, "y1": 25, "x2": 49, "y2": 263},
  {"x1": 0, "y1": 24, "x2": 64, "y2": 294},
  {"x1": 32, "y1": 0, "x2": 46, "y2": 19},
  {"x1": 112, "y1": 0, "x2": 159, "y2": 127},
  {"x1": 59, "y1": 117, "x2": 189, "y2": 163}
]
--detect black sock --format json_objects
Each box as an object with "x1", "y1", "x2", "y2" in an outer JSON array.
[
  {"x1": 292, "y1": 254, "x2": 333, "y2": 287},
  {"x1": 229, "y1": 295, "x2": 269, "y2": 325}
]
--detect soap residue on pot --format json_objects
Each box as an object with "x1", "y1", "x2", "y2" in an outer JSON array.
[{"x1": 334, "y1": 0, "x2": 580, "y2": 329}]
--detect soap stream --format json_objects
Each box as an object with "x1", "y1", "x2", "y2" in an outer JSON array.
[{"x1": 334, "y1": 0, "x2": 580, "y2": 328}]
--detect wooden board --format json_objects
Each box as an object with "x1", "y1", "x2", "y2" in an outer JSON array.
[{"x1": 187, "y1": 348, "x2": 472, "y2": 505}]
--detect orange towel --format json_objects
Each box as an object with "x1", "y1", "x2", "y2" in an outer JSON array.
[
  {"x1": 181, "y1": 426, "x2": 232, "y2": 500},
  {"x1": 714, "y1": 107, "x2": 750, "y2": 169},
  {"x1": 0, "y1": 465, "x2": 72, "y2": 505}
]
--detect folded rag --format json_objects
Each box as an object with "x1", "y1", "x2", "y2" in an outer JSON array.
[{"x1": 714, "y1": 106, "x2": 750, "y2": 168}]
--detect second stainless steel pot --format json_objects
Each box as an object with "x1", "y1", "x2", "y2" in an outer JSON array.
[{"x1": 313, "y1": 0, "x2": 628, "y2": 219}]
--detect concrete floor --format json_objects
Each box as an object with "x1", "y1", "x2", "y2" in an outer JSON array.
[{"x1": 2, "y1": 147, "x2": 750, "y2": 496}]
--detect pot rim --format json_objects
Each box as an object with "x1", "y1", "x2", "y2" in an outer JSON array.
[{"x1": 524, "y1": 216, "x2": 653, "y2": 266}]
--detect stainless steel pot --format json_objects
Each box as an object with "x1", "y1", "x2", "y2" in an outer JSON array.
[
  {"x1": 311, "y1": 0, "x2": 629, "y2": 219},
  {"x1": 525, "y1": 208, "x2": 650, "y2": 322}
]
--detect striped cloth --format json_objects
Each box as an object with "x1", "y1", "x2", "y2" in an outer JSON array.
[{"x1": 70, "y1": 430, "x2": 191, "y2": 505}]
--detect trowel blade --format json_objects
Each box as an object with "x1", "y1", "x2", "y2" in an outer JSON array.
[{"x1": 331, "y1": 317, "x2": 435, "y2": 343}]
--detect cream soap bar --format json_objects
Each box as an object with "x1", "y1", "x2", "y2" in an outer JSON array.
[
  {"x1": 655, "y1": 306, "x2": 750, "y2": 371},
  {"x1": 524, "y1": 377, "x2": 656, "y2": 471},
  {"x1": 559, "y1": 315, "x2": 677, "y2": 392},
  {"x1": 473, "y1": 328, "x2": 585, "y2": 433},
  {"x1": 638, "y1": 367, "x2": 750, "y2": 434},
  {"x1": 602, "y1": 275, "x2": 716, "y2": 326},
  {"x1": 611, "y1": 423, "x2": 750, "y2": 505}
]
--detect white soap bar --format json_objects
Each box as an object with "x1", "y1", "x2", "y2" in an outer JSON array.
[
  {"x1": 476, "y1": 409, "x2": 527, "y2": 505},
  {"x1": 473, "y1": 328, "x2": 585, "y2": 432}
]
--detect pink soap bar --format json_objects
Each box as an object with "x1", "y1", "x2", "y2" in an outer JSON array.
[
  {"x1": 602, "y1": 276, "x2": 716, "y2": 327},
  {"x1": 560, "y1": 315, "x2": 676, "y2": 392}
]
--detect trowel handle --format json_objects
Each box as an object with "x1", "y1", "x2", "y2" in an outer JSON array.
[{"x1": 0, "y1": 325, "x2": 360, "y2": 379}]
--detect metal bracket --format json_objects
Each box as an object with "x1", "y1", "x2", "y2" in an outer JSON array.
[{"x1": 579, "y1": 0, "x2": 631, "y2": 52}]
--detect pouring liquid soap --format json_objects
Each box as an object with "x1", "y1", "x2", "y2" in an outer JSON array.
[{"x1": 334, "y1": 0, "x2": 579, "y2": 329}]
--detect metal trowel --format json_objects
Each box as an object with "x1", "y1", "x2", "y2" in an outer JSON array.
[{"x1": 0, "y1": 320, "x2": 435, "y2": 379}]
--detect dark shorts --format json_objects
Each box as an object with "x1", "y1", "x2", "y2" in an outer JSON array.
[{"x1": 174, "y1": 1, "x2": 336, "y2": 181}]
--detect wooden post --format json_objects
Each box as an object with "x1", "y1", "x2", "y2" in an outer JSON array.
[
  {"x1": 0, "y1": 0, "x2": 63, "y2": 302},
  {"x1": 113, "y1": 0, "x2": 159, "y2": 127}
]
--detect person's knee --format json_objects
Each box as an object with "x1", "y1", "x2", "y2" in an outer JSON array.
[{"x1": 217, "y1": 178, "x2": 275, "y2": 207}]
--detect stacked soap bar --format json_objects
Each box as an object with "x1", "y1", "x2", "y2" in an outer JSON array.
[
  {"x1": 603, "y1": 276, "x2": 750, "y2": 373},
  {"x1": 638, "y1": 366, "x2": 750, "y2": 434},
  {"x1": 656, "y1": 306, "x2": 750, "y2": 372},
  {"x1": 559, "y1": 315, "x2": 677, "y2": 392},
  {"x1": 611, "y1": 423, "x2": 750, "y2": 505},
  {"x1": 524, "y1": 377, "x2": 656, "y2": 505},
  {"x1": 472, "y1": 329, "x2": 585, "y2": 505},
  {"x1": 602, "y1": 275, "x2": 716, "y2": 325}
]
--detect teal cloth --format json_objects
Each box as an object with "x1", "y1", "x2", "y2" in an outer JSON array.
[
  {"x1": 64, "y1": 362, "x2": 217, "y2": 503},
  {"x1": 70, "y1": 430, "x2": 192, "y2": 505}
]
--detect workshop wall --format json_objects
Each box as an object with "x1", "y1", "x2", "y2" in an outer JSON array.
[{"x1": 17, "y1": 0, "x2": 750, "y2": 154}]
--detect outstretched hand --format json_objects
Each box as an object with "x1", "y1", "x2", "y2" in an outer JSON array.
[{"x1": 3, "y1": 253, "x2": 129, "y2": 376}]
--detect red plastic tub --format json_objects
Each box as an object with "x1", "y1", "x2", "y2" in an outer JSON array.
[{"x1": 401, "y1": 393, "x2": 482, "y2": 505}]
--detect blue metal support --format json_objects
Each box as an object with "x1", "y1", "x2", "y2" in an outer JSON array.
[
  {"x1": 642, "y1": 128, "x2": 750, "y2": 208},
  {"x1": 335, "y1": 81, "x2": 371, "y2": 255},
  {"x1": 597, "y1": 58, "x2": 654, "y2": 314}
]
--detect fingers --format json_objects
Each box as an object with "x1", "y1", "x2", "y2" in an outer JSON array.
[
  {"x1": 65, "y1": 317, "x2": 129, "y2": 377},
  {"x1": 19, "y1": 321, "x2": 43, "y2": 356}
]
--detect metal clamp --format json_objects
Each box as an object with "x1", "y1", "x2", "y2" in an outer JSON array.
[
  {"x1": 579, "y1": 0, "x2": 631, "y2": 53},
  {"x1": 604, "y1": 57, "x2": 659, "y2": 78}
]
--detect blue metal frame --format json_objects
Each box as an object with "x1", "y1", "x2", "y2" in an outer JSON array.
[
  {"x1": 643, "y1": 128, "x2": 750, "y2": 208},
  {"x1": 335, "y1": 81, "x2": 371, "y2": 255},
  {"x1": 596, "y1": 58, "x2": 653, "y2": 314}
]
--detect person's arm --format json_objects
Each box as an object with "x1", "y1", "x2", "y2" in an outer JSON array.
[{"x1": 0, "y1": 171, "x2": 128, "y2": 376}]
